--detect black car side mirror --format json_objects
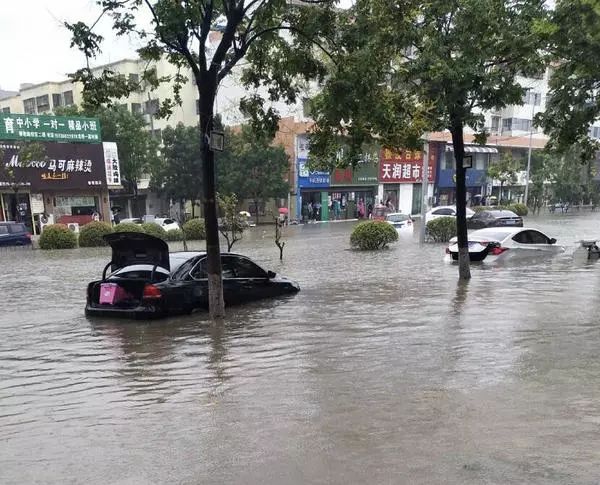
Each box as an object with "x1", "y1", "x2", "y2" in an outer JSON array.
[
  {"x1": 267, "y1": 270, "x2": 276, "y2": 279},
  {"x1": 549, "y1": 238, "x2": 557, "y2": 245}
]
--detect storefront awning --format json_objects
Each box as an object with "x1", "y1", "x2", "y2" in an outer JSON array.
[{"x1": 445, "y1": 145, "x2": 498, "y2": 154}]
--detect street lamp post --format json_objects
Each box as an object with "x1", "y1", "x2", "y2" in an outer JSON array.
[{"x1": 524, "y1": 92, "x2": 536, "y2": 206}]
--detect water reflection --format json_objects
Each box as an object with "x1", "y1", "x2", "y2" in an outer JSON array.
[{"x1": 2, "y1": 212, "x2": 600, "y2": 483}]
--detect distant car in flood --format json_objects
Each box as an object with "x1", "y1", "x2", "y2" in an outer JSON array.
[
  {"x1": 0, "y1": 222, "x2": 32, "y2": 247},
  {"x1": 467, "y1": 210, "x2": 523, "y2": 230},
  {"x1": 85, "y1": 232, "x2": 300, "y2": 319},
  {"x1": 446, "y1": 227, "x2": 564, "y2": 263},
  {"x1": 425, "y1": 205, "x2": 475, "y2": 223},
  {"x1": 385, "y1": 212, "x2": 413, "y2": 231}
]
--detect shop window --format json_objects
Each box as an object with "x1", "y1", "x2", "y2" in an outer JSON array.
[
  {"x1": 54, "y1": 196, "x2": 97, "y2": 217},
  {"x1": 63, "y1": 91, "x2": 74, "y2": 106},
  {"x1": 23, "y1": 98, "x2": 36, "y2": 114}
]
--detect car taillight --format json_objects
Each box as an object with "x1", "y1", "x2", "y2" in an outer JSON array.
[
  {"x1": 143, "y1": 284, "x2": 162, "y2": 299},
  {"x1": 490, "y1": 246, "x2": 509, "y2": 256}
]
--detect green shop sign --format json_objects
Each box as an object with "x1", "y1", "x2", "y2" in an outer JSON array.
[
  {"x1": 0, "y1": 114, "x2": 101, "y2": 143},
  {"x1": 331, "y1": 162, "x2": 379, "y2": 186}
]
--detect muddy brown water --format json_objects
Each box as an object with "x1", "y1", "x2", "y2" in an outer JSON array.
[{"x1": 2, "y1": 212, "x2": 600, "y2": 484}]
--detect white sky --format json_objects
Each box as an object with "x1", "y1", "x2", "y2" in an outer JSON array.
[{"x1": 0, "y1": 0, "x2": 354, "y2": 92}]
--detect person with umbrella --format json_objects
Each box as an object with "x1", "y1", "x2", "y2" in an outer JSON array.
[{"x1": 278, "y1": 207, "x2": 289, "y2": 226}]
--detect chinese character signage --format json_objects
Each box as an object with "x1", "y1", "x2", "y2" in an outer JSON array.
[
  {"x1": 297, "y1": 159, "x2": 330, "y2": 188},
  {"x1": 102, "y1": 142, "x2": 121, "y2": 186},
  {"x1": 0, "y1": 142, "x2": 107, "y2": 190},
  {"x1": 0, "y1": 114, "x2": 101, "y2": 143},
  {"x1": 379, "y1": 144, "x2": 437, "y2": 183},
  {"x1": 331, "y1": 162, "x2": 378, "y2": 186}
]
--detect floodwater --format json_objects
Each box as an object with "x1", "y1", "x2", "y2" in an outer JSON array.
[{"x1": 2, "y1": 212, "x2": 600, "y2": 484}]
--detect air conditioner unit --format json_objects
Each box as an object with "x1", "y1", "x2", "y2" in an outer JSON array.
[
  {"x1": 39, "y1": 214, "x2": 55, "y2": 232},
  {"x1": 67, "y1": 222, "x2": 80, "y2": 233}
]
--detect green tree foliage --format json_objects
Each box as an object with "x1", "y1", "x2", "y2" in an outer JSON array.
[
  {"x1": 538, "y1": 0, "x2": 600, "y2": 160},
  {"x1": 217, "y1": 127, "x2": 289, "y2": 225},
  {"x1": 113, "y1": 222, "x2": 145, "y2": 233},
  {"x1": 487, "y1": 154, "x2": 521, "y2": 203},
  {"x1": 78, "y1": 221, "x2": 113, "y2": 247},
  {"x1": 350, "y1": 221, "x2": 398, "y2": 250},
  {"x1": 310, "y1": 0, "x2": 547, "y2": 279},
  {"x1": 56, "y1": 105, "x2": 160, "y2": 209},
  {"x1": 152, "y1": 123, "x2": 202, "y2": 208},
  {"x1": 39, "y1": 224, "x2": 78, "y2": 250},
  {"x1": 165, "y1": 228, "x2": 184, "y2": 242},
  {"x1": 218, "y1": 193, "x2": 245, "y2": 252}
]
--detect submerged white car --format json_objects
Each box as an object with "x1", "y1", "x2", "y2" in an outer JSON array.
[
  {"x1": 426, "y1": 205, "x2": 475, "y2": 223},
  {"x1": 385, "y1": 212, "x2": 413, "y2": 231},
  {"x1": 154, "y1": 218, "x2": 180, "y2": 232},
  {"x1": 446, "y1": 227, "x2": 565, "y2": 263}
]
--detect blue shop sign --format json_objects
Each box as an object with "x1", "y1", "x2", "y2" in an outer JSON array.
[
  {"x1": 297, "y1": 159, "x2": 330, "y2": 188},
  {"x1": 437, "y1": 168, "x2": 487, "y2": 188}
]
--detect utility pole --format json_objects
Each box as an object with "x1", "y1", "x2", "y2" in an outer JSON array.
[
  {"x1": 524, "y1": 90, "x2": 536, "y2": 206},
  {"x1": 419, "y1": 139, "x2": 430, "y2": 244}
]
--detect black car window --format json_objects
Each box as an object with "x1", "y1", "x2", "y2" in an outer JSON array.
[
  {"x1": 0, "y1": 226, "x2": 8, "y2": 235},
  {"x1": 189, "y1": 258, "x2": 208, "y2": 279},
  {"x1": 512, "y1": 231, "x2": 530, "y2": 244},
  {"x1": 528, "y1": 230, "x2": 550, "y2": 244},
  {"x1": 163, "y1": 219, "x2": 175, "y2": 225},
  {"x1": 433, "y1": 208, "x2": 454, "y2": 215},
  {"x1": 8, "y1": 224, "x2": 26, "y2": 233},
  {"x1": 231, "y1": 256, "x2": 268, "y2": 278},
  {"x1": 172, "y1": 257, "x2": 198, "y2": 280}
]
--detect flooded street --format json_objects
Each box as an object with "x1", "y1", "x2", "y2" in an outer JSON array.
[{"x1": 3, "y1": 212, "x2": 600, "y2": 484}]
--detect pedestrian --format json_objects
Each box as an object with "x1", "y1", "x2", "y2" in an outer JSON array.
[
  {"x1": 357, "y1": 199, "x2": 365, "y2": 218},
  {"x1": 367, "y1": 202, "x2": 373, "y2": 219},
  {"x1": 112, "y1": 208, "x2": 121, "y2": 225},
  {"x1": 314, "y1": 201, "x2": 321, "y2": 221},
  {"x1": 92, "y1": 209, "x2": 100, "y2": 222}
]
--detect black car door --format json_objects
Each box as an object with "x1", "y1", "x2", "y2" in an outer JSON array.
[
  {"x1": 164, "y1": 256, "x2": 205, "y2": 312},
  {"x1": 223, "y1": 255, "x2": 275, "y2": 303}
]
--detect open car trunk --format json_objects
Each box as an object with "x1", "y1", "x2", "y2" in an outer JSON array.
[{"x1": 88, "y1": 278, "x2": 150, "y2": 309}]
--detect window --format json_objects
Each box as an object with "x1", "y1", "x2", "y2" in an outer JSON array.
[
  {"x1": 231, "y1": 257, "x2": 267, "y2": 278},
  {"x1": 173, "y1": 257, "x2": 199, "y2": 281},
  {"x1": 474, "y1": 153, "x2": 487, "y2": 170},
  {"x1": 163, "y1": 219, "x2": 175, "y2": 225},
  {"x1": 433, "y1": 208, "x2": 454, "y2": 216},
  {"x1": 8, "y1": 224, "x2": 26, "y2": 234},
  {"x1": 131, "y1": 103, "x2": 142, "y2": 115},
  {"x1": 512, "y1": 230, "x2": 550, "y2": 244},
  {"x1": 591, "y1": 126, "x2": 600, "y2": 139},
  {"x1": 220, "y1": 257, "x2": 238, "y2": 278},
  {"x1": 1, "y1": 107, "x2": 9, "y2": 114},
  {"x1": 152, "y1": 129, "x2": 162, "y2": 141},
  {"x1": 491, "y1": 116, "x2": 501, "y2": 133},
  {"x1": 52, "y1": 93, "x2": 62, "y2": 108},
  {"x1": 23, "y1": 98, "x2": 36, "y2": 114},
  {"x1": 190, "y1": 258, "x2": 208, "y2": 280},
  {"x1": 0, "y1": 226, "x2": 8, "y2": 235},
  {"x1": 63, "y1": 91, "x2": 74, "y2": 106},
  {"x1": 444, "y1": 151, "x2": 455, "y2": 170},
  {"x1": 503, "y1": 118, "x2": 531, "y2": 132},
  {"x1": 128, "y1": 73, "x2": 139, "y2": 84},
  {"x1": 522, "y1": 91, "x2": 542, "y2": 106},
  {"x1": 144, "y1": 98, "x2": 159, "y2": 115},
  {"x1": 302, "y1": 97, "x2": 312, "y2": 118},
  {"x1": 35, "y1": 95, "x2": 50, "y2": 112}
]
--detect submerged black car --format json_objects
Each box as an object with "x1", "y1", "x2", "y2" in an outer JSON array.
[
  {"x1": 467, "y1": 210, "x2": 523, "y2": 230},
  {"x1": 85, "y1": 232, "x2": 300, "y2": 319}
]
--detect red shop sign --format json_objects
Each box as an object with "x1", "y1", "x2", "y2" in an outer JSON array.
[{"x1": 379, "y1": 145, "x2": 436, "y2": 183}]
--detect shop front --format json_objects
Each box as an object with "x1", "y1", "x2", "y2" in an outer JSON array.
[
  {"x1": 329, "y1": 163, "x2": 378, "y2": 220},
  {"x1": 378, "y1": 144, "x2": 437, "y2": 215},
  {"x1": 297, "y1": 159, "x2": 330, "y2": 222},
  {"x1": 0, "y1": 141, "x2": 111, "y2": 233}
]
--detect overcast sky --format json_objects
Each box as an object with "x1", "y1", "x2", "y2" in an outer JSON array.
[{"x1": 0, "y1": 0, "x2": 354, "y2": 92}]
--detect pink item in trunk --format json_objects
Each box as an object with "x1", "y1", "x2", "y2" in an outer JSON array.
[{"x1": 99, "y1": 283, "x2": 130, "y2": 305}]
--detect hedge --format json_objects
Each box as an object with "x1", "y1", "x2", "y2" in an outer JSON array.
[
  {"x1": 113, "y1": 222, "x2": 145, "y2": 233},
  {"x1": 507, "y1": 203, "x2": 528, "y2": 216},
  {"x1": 141, "y1": 222, "x2": 167, "y2": 240},
  {"x1": 78, "y1": 221, "x2": 113, "y2": 247},
  {"x1": 182, "y1": 218, "x2": 206, "y2": 240},
  {"x1": 350, "y1": 220, "x2": 398, "y2": 250},
  {"x1": 165, "y1": 228, "x2": 184, "y2": 241},
  {"x1": 39, "y1": 224, "x2": 78, "y2": 250},
  {"x1": 426, "y1": 217, "x2": 457, "y2": 243}
]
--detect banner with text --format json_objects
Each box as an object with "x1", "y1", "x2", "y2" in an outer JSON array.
[
  {"x1": 379, "y1": 144, "x2": 437, "y2": 183},
  {"x1": 0, "y1": 114, "x2": 101, "y2": 143}
]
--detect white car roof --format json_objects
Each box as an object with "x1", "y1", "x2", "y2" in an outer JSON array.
[{"x1": 469, "y1": 227, "x2": 550, "y2": 240}]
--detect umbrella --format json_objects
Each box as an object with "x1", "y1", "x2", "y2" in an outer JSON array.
[
  {"x1": 239, "y1": 211, "x2": 251, "y2": 217},
  {"x1": 278, "y1": 207, "x2": 289, "y2": 214}
]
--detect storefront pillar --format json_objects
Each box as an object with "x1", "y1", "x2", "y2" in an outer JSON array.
[{"x1": 320, "y1": 191, "x2": 329, "y2": 221}]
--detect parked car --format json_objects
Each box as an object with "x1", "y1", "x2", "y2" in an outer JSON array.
[
  {"x1": 467, "y1": 209, "x2": 523, "y2": 230},
  {"x1": 425, "y1": 205, "x2": 475, "y2": 223},
  {"x1": 446, "y1": 227, "x2": 564, "y2": 263},
  {"x1": 0, "y1": 222, "x2": 32, "y2": 247},
  {"x1": 153, "y1": 217, "x2": 180, "y2": 232},
  {"x1": 372, "y1": 205, "x2": 393, "y2": 221},
  {"x1": 385, "y1": 212, "x2": 413, "y2": 231},
  {"x1": 85, "y1": 232, "x2": 300, "y2": 319},
  {"x1": 119, "y1": 218, "x2": 143, "y2": 225}
]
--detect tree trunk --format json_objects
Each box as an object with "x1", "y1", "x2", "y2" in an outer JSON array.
[
  {"x1": 450, "y1": 121, "x2": 471, "y2": 280},
  {"x1": 198, "y1": 82, "x2": 225, "y2": 320}
]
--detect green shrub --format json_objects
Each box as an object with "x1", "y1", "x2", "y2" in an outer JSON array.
[
  {"x1": 141, "y1": 222, "x2": 167, "y2": 240},
  {"x1": 165, "y1": 228, "x2": 184, "y2": 241},
  {"x1": 426, "y1": 216, "x2": 457, "y2": 242},
  {"x1": 507, "y1": 203, "x2": 528, "y2": 216},
  {"x1": 183, "y1": 218, "x2": 206, "y2": 240},
  {"x1": 39, "y1": 224, "x2": 78, "y2": 250},
  {"x1": 350, "y1": 221, "x2": 399, "y2": 250},
  {"x1": 113, "y1": 222, "x2": 145, "y2": 233},
  {"x1": 78, "y1": 221, "x2": 113, "y2": 247}
]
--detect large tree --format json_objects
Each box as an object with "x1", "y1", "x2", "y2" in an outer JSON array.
[
  {"x1": 67, "y1": 0, "x2": 336, "y2": 318},
  {"x1": 56, "y1": 105, "x2": 160, "y2": 216},
  {"x1": 217, "y1": 127, "x2": 289, "y2": 225},
  {"x1": 310, "y1": 0, "x2": 547, "y2": 279}
]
